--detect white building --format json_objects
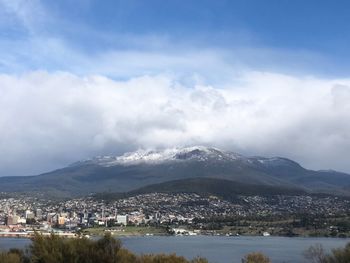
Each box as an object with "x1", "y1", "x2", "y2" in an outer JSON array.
[
  {"x1": 25, "y1": 210, "x2": 35, "y2": 219},
  {"x1": 116, "y1": 215, "x2": 128, "y2": 225}
]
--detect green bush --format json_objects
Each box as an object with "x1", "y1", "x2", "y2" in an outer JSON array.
[
  {"x1": 0, "y1": 233, "x2": 208, "y2": 263},
  {"x1": 242, "y1": 252, "x2": 271, "y2": 263},
  {"x1": 304, "y1": 242, "x2": 350, "y2": 263},
  {"x1": 0, "y1": 252, "x2": 21, "y2": 263}
]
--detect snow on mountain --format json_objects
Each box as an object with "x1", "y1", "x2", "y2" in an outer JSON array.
[
  {"x1": 73, "y1": 146, "x2": 244, "y2": 167},
  {"x1": 71, "y1": 146, "x2": 299, "y2": 169},
  {"x1": 254, "y1": 157, "x2": 301, "y2": 167}
]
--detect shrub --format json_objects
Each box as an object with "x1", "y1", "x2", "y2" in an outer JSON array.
[
  {"x1": 242, "y1": 252, "x2": 271, "y2": 263},
  {"x1": 0, "y1": 233, "x2": 210, "y2": 263}
]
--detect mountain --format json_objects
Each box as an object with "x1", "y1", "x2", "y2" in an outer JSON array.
[
  {"x1": 94, "y1": 177, "x2": 307, "y2": 202},
  {"x1": 0, "y1": 146, "x2": 349, "y2": 197}
]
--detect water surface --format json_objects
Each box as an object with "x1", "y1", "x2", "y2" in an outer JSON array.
[{"x1": 120, "y1": 236, "x2": 349, "y2": 263}]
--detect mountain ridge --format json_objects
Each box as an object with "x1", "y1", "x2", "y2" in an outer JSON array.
[{"x1": 0, "y1": 146, "x2": 349, "y2": 197}]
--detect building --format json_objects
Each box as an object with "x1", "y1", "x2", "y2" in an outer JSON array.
[
  {"x1": 58, "y1": 217, "x2": 65, "y2": 225},
  {"x1": 36, "y1": 209, "x2": 43, "y2": 219},
  {"x1": 25, "y1": 210, "x2": 35, "y2": 219},
  {"x1": 116, "y1": 215, "x2": 128, "y2": 225},
  {"x1": 6, "y1": 215, "x2": 19, "y2": 225}
]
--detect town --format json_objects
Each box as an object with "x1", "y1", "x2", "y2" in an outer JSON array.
[{"x1": 1, "y1": 192, "x2": 350, "y2": 238}]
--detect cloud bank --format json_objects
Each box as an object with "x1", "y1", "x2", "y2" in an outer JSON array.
[
  {"x1": 1, "y1": 1, "x2": 350, "y2": 178},
  {"x1": 1, "y1": 71, "x2": 350, "y2": 176}
]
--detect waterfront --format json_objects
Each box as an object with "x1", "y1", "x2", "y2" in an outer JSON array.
[
  {"x1": 3, "y1": 193, "x2": 350, "y2": 239},
  {"x1": 1, "y1": 236, "x2": 349, "y2": 263}
]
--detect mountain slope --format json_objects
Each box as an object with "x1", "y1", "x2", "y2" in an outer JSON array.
[
  {"x1": 94, "y1": 177, "x2": 307, "y2": 201},
  {"x1": 130, "y1": 177, "x2": 306, "y2": 198},
  {"x1": 0, "y1": 146, "x2": 349, "y2": 197}
]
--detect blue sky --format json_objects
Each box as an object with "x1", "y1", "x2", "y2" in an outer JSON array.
[
  {"x1": 29, "y1": 0, "x2": 350, "y2": 50},
  {"x1": 1, "y1": 0, "x2": 350, "y2": 77},
  {"x1": 1, "y1": 0, "x2": 350, "y2": 176}
]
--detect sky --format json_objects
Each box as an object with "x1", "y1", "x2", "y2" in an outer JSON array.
[{"x1": 1, "y1": 0, "x2": 350, "y2": 176}]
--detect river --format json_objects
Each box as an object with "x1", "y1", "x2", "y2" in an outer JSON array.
[{"x1": 0, "y1": 236, "x2": 349, "y2": 263}]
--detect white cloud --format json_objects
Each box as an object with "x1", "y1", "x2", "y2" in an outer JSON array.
[
  {"x1": 1, "y1": 71, "x2": 350, "y2": 176},
  {"x1": 0, "y1": 0, "x2": 349, "y2": 180}
]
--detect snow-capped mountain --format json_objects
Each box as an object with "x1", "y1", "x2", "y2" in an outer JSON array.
[
  {"x1": 78, "y1": 146, "x2": 227, "y2": 167},
  {"x1": 71, "y1": 146, "x2": 304, "y2": 176},
  {"x1": 73, "y1": 146, "x2": 243, "y2": 167},
  {"x1": 1, "y1": 146, "x2": 350, "y2": 197}
]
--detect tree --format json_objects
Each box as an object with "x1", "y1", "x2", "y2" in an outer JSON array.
[
  {"x1": 304, "y1": 242, "x2": 350, "y2": 263},
  {"x1": 328, "y1": 243, "x2": 350, "y2": 263},
  {"x1": 303, "y1": 244, "x2": 328, "y2": 263},
  {"x1": 22, "y1": 232, "x2": 208, "y2": 263},
  {"x1": 0, "y1": 252, "x2": 21, "y2": 263},
  {"x1": 242, "y1": 252, "x2": 271, "y2": 263}
]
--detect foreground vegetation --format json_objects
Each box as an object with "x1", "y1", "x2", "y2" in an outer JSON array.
[
  {"x1": 0, "y1": 233, "x2": 209, "y2": 263},
  {"x1": 2, "y1": 233, "x2": 350, "y2": 263}
]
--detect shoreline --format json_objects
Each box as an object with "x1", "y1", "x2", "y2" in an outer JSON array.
[
  {"x1": 1, "y1": 232, "x2": 349, "y2": 240},
  {"x1": 0, "y1": 232, "x2": 77, "y2": 239}
]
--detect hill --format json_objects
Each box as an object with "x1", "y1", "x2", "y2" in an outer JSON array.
[{"x1": 94, "y1": 177, "x2": 307, "y2": 201}]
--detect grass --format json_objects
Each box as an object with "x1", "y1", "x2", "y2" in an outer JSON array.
[{"x1": 83, "y1": 225, "x2": 168, "y2": 236}]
